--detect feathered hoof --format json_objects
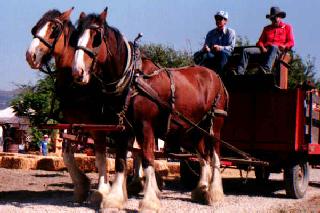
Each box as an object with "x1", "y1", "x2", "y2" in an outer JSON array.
[
  {"x1": 204, "y1": 189, "x2": 224, "y2": 205},
  {"x1": 101, "y1": 194, "x2": 126, "y2": 210},
  {"x1": 191, "y1": 185, "x2": 208, "y2": 203},
  {"x1": 139, "y1": 198, "x2": 160, "y2": 213},
  {"x1": 127, "y1": 178, "x2": 144, "y2": 196}
]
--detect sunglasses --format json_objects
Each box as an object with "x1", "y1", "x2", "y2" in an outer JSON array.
[{"x1": 215, "y1": 16, "x2": 226, "y2": 21}]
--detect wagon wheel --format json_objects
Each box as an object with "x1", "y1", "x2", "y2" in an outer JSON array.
[
  {"x1": 254, "y1": 166, "x2": 270, "y2": 184},
  {"x1": 284, "y1": 160, "x2": 309, "y2": 199}
]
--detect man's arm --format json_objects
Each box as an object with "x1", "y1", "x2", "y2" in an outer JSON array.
[
  {"x1": 256, "y1": 27, "x2": 268, "y2": 52},
  {"x1": 285, "y1": 24, "x2": 294, "y2": 50},
  {"x1": 203, "y1": 31, "x2": 212, "y2": 52},
  {"x1": 222, "y1": 28, "x2": 236, "y2": 52}
]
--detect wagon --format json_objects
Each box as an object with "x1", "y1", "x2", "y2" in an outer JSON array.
[{"x1": 181, "y1": 47, "x2": 320, "y2": 199}]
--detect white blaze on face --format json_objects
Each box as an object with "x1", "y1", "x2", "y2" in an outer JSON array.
[
  {"x1": 73, "y1": 29, "x2": 91, "y2": 83},
  {"x1": 27, "y1": 23, "x2": 50, "y2": 63}
]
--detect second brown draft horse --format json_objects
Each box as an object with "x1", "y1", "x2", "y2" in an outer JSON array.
[{"x1": 72, "y1": 8, "x2": 229, "y2": 212}]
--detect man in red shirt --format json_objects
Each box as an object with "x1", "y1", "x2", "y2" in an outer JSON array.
[{"x1": 237, "y1": 7, "x2": 294, "y2": 74}]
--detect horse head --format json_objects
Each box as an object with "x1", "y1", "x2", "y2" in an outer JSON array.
[
  {"x1": 26, "y1": 7, "x2": 74, "y2": 69},
  {"x1": 72, "y1": 7, "x2": 131, "y2": 88}
]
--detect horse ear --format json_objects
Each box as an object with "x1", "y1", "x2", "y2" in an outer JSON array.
[
  {"x1": 31, "y1": 26, "x2": 37, "y2": 36},
  {"x1": 60, "y1": 7, "x2": 74, "y2": 21},
  {"x1": 79, "y1": 11, "x2": 86, "y2": 20},
  {"x1": 99, "y1": 7, "x2": 108, "y2": 24}
]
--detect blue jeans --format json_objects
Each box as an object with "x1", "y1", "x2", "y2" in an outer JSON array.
[
  {"x1": 202, "y1": 50, "x2": 231, "y2": 74},
  {"x1": 237, "y1": 45, "x2": 279, "y2": 75}
]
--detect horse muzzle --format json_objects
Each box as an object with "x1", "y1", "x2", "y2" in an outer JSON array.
[
  {"x1": 72, "y1": 67, "x2": 90, "y2": 84},
  {"x1": 26, "y1": 50, "x2": 41, "y2": 69}
]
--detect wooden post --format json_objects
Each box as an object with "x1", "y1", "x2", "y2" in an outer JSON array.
[
  {"x1": 279, "y1": 53, "x2": 291, "y2": 89},
  {"x1": 53, "y1": 130, "x2": 63, "y2": 156}
]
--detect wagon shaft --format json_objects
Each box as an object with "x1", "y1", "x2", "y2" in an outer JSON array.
[{"x1": 39, "y1": 124, "x2": 125, "y2": 132}]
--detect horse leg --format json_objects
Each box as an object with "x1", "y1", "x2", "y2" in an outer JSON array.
[
  {"x1": 206, "y1": 149, "x2": 224, "y2": 204},
  {"x1": 63, "y1": 141, "x2": 90, "y2": 202},
  {"x1": 206, "y1": 115, "x2": 225, "y2": 204},
  {"x1": 101, "y1": 136, "x2": 129, "y2": 210},
  {"x1": 138, "y1": 124, "x2": 161, "y2": 212},
  {"x1": 191, "y1": 152, "x2": 212, "y2": 204},
  {"x1": 90, "y1": 144, "x2": 110, "y2": 204},
  {"x1": 127, "y1": 152, "x2": 144, "y2": 195}
]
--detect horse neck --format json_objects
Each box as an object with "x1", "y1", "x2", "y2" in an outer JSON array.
[{"x1": 101, "y1": 27, "x2": 129, "y2": 83}]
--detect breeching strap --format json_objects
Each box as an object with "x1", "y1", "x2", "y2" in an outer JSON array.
[{"x1": 134, "y1": 76, "x2": 257, "y2": 161}]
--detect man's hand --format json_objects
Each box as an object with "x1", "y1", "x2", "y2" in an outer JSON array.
[
  {"x1": 260, "y1": 46, "x2": 268, "y2": 53},
  {"x1": 278, "y1": 45, "x2": 286, "y2": 51},
  {"x1": 213, "y1": 45, "x2": 222, "y2": 52},
  {"x1": 203, "y1": 44, "x2": 210, "y2": 52}
]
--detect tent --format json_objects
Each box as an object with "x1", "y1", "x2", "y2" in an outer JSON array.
[{"x1": 0, "y1": 107, "x2": 29, "y2": 129}]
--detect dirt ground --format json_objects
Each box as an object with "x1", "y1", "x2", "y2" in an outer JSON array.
[{"x1": 0, "y1": 167, "x2": 319, "y2": 212}]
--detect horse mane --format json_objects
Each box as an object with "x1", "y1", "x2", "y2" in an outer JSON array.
[
  {"x1": 32, "y1": 9, "x2": 77, "y2": 48},
  {"x1": 76, "y1": 13, "x2": 124, "y2": 48}
]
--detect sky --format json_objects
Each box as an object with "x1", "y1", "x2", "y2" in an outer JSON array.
[{"x1": 0, "y1": 0, "x2": 319, "y2": 91}]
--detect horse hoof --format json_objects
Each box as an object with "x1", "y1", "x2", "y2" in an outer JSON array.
[
  {"x1": 205, "y1": 190, "x2": 224, "y2": 205},
  {"x1": 90, "y1": 190, "x2": 103, "y2": 204},
  {"x1": 139, "y1": 198, "x2": 160, "y2": 213},
  {"x1": 191, "y1": 185, "x2": 207, "y2": 203},
  {"x1": 101, "y1": 195, "x2": 126, "y2": 210}
]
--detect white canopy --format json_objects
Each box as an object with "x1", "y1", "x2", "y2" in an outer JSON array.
[{"x1": 0, "y1": 107, "x2": 29, "y2": 127}]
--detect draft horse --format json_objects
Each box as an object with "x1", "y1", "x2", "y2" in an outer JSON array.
[
  {"x1": 72, "y1": 8, "x2": 229, "y2": 212},
  {"x1": 26, "y1": 8, "x2": 112, "y2": 203}
]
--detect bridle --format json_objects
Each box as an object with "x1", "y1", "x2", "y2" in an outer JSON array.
[
  {"x1": 32, "y1": 18, "x2": 66, "y2": 76},
  {"x1": 32, "y1": 18, "x2": 65, "y2": 57},
  {"x1": 75, "y1": 24, "x2": 106, "y2": 74},
  {"x1": 75, "y1": 24, "x2": 133, "y2": 95}
]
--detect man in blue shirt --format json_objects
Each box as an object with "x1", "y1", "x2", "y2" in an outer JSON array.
[
  {"x1": 39, "y1": 134, "x2": 49, "y2": 156},
  {"x1": 202, "y1": 11, "x2": 236, "y2": 75}
]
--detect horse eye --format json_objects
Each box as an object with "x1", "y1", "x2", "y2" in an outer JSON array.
[{"x1": 92, "y1": 32, "x2": 102, "y2": 48}]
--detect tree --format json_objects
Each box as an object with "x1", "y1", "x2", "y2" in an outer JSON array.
[
  {"x1": 140, "y1": 43, "x2": 193, "y2": 67},
  {"x1": 10, "y1": 75, "x2": 58, "y2": 148}
]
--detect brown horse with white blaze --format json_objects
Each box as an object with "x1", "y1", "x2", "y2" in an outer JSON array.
[
  {"x1": 72, "y1": 8, "x2": 228, "y2": 212},
  {"x1": 25, "y1": 8, "x2": 111, "y2": 203}
]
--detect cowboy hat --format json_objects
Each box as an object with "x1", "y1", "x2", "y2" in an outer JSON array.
[
  {"x1": 214, "y1": 11, "x2": 229, "y2": 20},
  {"x1": 266, "y1": 7, "x2": 286, "y2": 19}
]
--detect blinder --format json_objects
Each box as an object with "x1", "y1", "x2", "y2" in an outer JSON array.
[
  {"x1": 32, "y1": 18, "x2": 64, "y2": 51},
  {"x1": 76, "y1": 24, "x2": 105, "y2": 59}
]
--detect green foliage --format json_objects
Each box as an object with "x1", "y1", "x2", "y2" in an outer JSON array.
[
  {"x1": 288, "y1": 53, "x2": 317, "y2": 88},
  {"x1": 10, "y1": 75, "x2": 58, "y2": 148},
  {"x1": 236, "y1": 36, "x2": 250, "y2": 47},
  {"x1": 140, "y1": 43, "x2": 193, "y2": 68},
  {"x1": 11, "y1": 76, "x2": 59, "y2": 126}
]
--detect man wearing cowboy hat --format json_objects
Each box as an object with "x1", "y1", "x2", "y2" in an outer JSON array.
[
  {"x1": 201, "y1": 10, "x2": 236, "y2": 75},
  {"x1": 237, "y1": 6, "x2": 294, "y2": 74}
]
